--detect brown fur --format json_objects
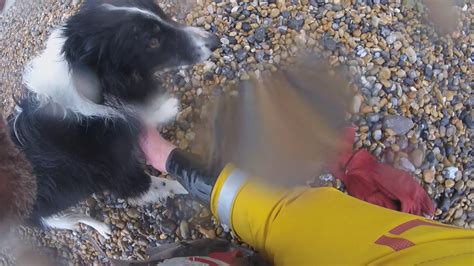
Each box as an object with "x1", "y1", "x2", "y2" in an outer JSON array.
[{"x1": 0, "y1": 116, "x2": 37, "y2": 230}]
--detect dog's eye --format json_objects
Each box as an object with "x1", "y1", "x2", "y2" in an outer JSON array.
[{"x1": 148, "y1": 38, "x2": 160, "y2": 49}]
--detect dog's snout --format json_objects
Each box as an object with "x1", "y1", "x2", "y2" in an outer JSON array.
[
  {"x1": 184, "y1": 27, "x2": 220, "y2": 62},
  {"x1": 205, "y1": 34, "x2": 220, "y2": 51}
]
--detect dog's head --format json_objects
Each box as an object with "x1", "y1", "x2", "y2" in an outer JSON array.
[{"x1": 63, "y1": 0, "x2": 219, "y2": 78}]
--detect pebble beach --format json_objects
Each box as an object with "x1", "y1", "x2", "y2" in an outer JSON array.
[{"x1": 0, "y1": 0, "x2": 472, "y2": 264}]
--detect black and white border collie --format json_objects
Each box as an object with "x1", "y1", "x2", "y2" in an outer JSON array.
[{"x1": 8, "y1": 0, "x2": 219, "y2": 237}]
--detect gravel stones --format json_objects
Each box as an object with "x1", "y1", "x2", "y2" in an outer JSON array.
[{"x1": 1, "y1": 0, "x2": 473, "y2": 262}]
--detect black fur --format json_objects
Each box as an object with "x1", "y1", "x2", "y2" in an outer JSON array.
[
  {"x1": 8, "y1": 0, "x2": 218, "y2": 227},
  {"x1": 10, "y1": 97, "x2": 149, "y2": 225}
]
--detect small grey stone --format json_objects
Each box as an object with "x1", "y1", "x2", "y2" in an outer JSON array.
[
  {"x1": 383, "y1": 115, "x2": 414, "y2": 135},
  {"x1": 235, "y1": 49, "x2": 247, "y2": 62},
  {"x1": 278, "y1": 26, "x2": 288, "y2": 34},
  {"x1": 242, "y1": 22, "x2": 252, "y2": 32},
  {"x1": 220, "y1": 37, "x2": 230, "y2": 46},
  {"x1": 452, "y1": 218, "x2": 466, "y2": 227},
  {"x1": 126, "y1": 208, "x2": 140, "y2": 219},
  {"x1": 403, "y1": 0, "x2": 416, "y2": 8},
  {"x1": 356, "y1": 47, "x2": 368, "y2": 57},
  {"x1": 463, "y1": 113, "x2": 473, "y2": 129},
  {"x1": 408, "y1": 70, "x2": 417, "y2": 79},
  {"x1": 454, "y1": 208, "x2": 464, "y2": 220},
  {"x1": 454, "y1": 180, "x2": 465, "y2": 191},
  {"x1": 424, "y1": 64, "x2": 433, "y2": 78},
  {"x1": 403, "y1": 77, "x2": 414, "y2": 86},
  {"x1": 386, "y1": 33, "x2": 397, "y2": 45},
  {"x1": 159, "y1": 219, "x2": 177, "y2": 235},
  {"x1": 288, "y1": 18, "x2": 304, "y2": 31},
  {"x1": 405, "y1": 46, "x2": 417, "y2": 63},
  {"x1": 400, "y1": 157, "x2": 416, "y2": 172},
  {"x1": 253, "y1": 27, "x2": 266, "y2": 42},
  {"x1": 179, "y1": 220, "x2": 190, "y2": 240},
  {"x1": 410, "y1": 149, "x2": 424, "y2": 168},
  {"x1": 367, "y1": 113, "x2": 380, "y2": 123},
  {"x1": 255, "y1": 50, "x2": 265, "y2": 62},
  {"x1": 323, "y1": 36, "x2": 337, "y2": 51}
]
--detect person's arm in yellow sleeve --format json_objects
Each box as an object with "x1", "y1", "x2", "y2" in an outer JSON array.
[
  {"x1": 139, "y1": 126, "x2": 474, "y2": 266},
  {"x1": 164, "y1": 147, "x2": 474, "y2": 266}
]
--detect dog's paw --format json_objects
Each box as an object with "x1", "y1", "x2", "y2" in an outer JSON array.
[
  {"x1": 92, "y1": 222, "x2": 112, "y2": 239},
  {"x1": 147, "y1": 176, "x2": 189, "y2": 202},
  {"x1": 128, "y1": 176, "x2": 188, "y2": 205},
  {"x1": 153, "y1": 98, "x2": 179, "y2": 124},
  {"x1": 43, "y1": 212, "x2": 112, "y2": 239}
]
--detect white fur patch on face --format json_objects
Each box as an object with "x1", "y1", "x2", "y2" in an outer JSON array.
[
  {"x1": 23, "y1": 29, "x2": 118, "y2": 118},
  {"x1": 184, "y1": 26, "x2": 214, "y2": 62},
  {"x1": 128, "y1": 176, "x2": 188, "y2": 206},
  {"x1": 101, "y1": 3, "x2": 175, "y2": 28}
]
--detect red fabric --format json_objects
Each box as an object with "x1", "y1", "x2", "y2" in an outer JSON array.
[
  {"x1": 189, "y1": 257, "x2": 219, "y2": 266},
  {"x1": 329, "y1": 127, "x2": 435, "y2": 216},
  {"x1": 209, "y1": 250, "x2": 242, "y2": 264}
]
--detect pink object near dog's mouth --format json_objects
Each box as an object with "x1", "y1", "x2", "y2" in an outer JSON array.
[{"x1": 139, "y1": 126, "x2": 177, "y2": 174}]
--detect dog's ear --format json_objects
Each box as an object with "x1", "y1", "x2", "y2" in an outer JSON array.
[{"x1": 62, "y1": 26, "x2": 107, "y2": 67}]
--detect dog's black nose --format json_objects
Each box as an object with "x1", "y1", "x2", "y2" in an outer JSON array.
[{"x1": 206, "y1": 34, "x2": 220, "y2": 51}]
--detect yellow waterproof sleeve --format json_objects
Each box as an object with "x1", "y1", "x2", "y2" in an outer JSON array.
[{"x1": 211, "y1": 164, "x2": 474, "y2": 265}]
